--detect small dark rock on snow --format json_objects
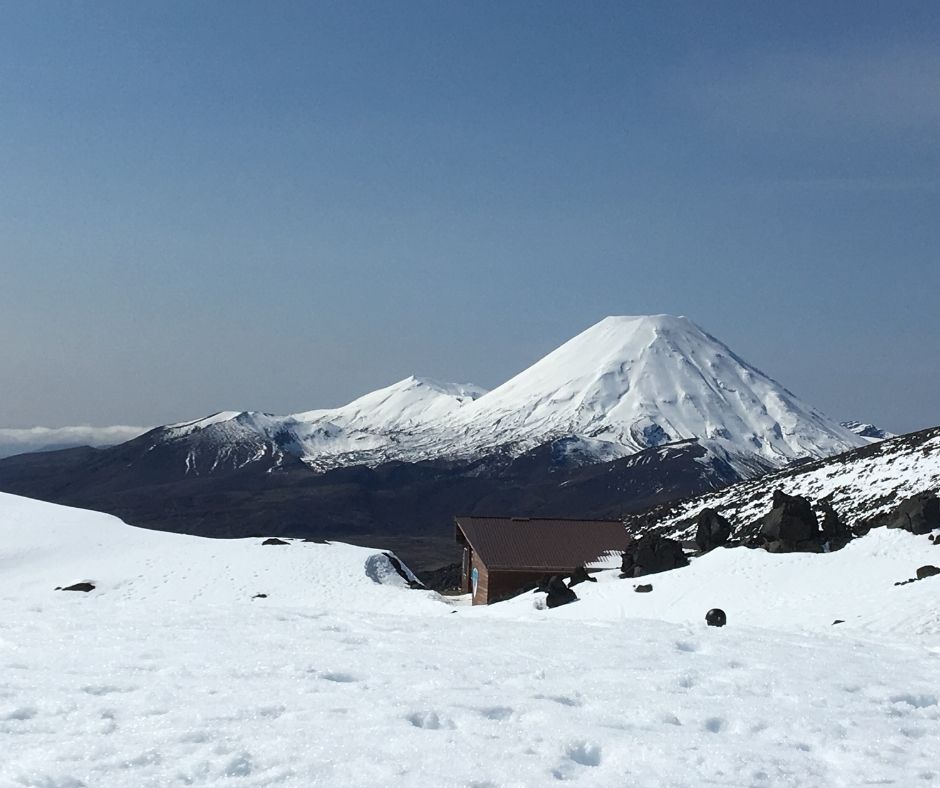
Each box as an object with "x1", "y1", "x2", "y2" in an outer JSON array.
[
  {"x1": 634, "y1": 584, "x2": 653, "y2": 593},
  {"x1": 916, "y1": 565, "x2": 940, "y2": 580},
  {"x1": 705, "y1": 608, "x2": 726, "y2": 627},
  {"x1": 262, "y1": 537, "x2": 290, "y2": 546},
  {"x1": 57, "y1": 582, "x2": 95, "y2": 593}
]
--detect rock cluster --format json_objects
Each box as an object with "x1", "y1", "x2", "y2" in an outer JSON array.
[{"x1": 620, "y1": 534, "x2": 688, "y2": 578}]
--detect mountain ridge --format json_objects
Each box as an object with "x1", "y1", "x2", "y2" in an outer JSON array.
[{"x1": 123, "y1": 315, "x2": 865, "y2": 477}]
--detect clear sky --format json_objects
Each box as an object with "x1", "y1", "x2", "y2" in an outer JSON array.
[{"x1": 2, "y1": 1, "x2": 938, "y2": 434}]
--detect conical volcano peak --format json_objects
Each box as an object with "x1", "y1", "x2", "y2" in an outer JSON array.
[{"x1": 452, "y1": 314, "x2": 864, "y2": 470}]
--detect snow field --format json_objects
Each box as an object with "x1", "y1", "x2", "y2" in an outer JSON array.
[
  {"x1": 1, "y1": 492, "x2": 939, "y2": 786},
  {"x1": 2, "y1": 599, "x2": 939, "y2": 787}
]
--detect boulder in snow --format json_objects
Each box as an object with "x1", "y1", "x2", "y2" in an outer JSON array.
[
  {"x1": 693, "y1": 508, "x2": 732, "y2": 552},
  {"x1": 885, "y1": 491, "x2": 940, "y2": 536},
  {"x1": 916, "y1": 565, "x2": 939, "y2": 580},
  {"x1": 759, "y1": 489, "x2": 820, "y2": 552},
  {"x1": 621, "y1": 534, "x2": 688, "y2": 578},
  {"x1": 262, "y1": 537, "x2": 290, "y2": 546},
  {"x1": 568, "y1": 566, "x2": 597, "y2": 587},
  {"x1": 545, "y1": 575, "x2": 578, "y2": 608}
]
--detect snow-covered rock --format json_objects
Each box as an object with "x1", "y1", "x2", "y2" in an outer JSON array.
[{"x1": 841, "y1": 420, "x2": 896, "y2": 441}]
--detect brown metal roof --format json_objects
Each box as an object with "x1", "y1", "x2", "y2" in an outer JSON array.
[{"x1": 454, "y1": 516, "x2": 632, "y2": 572}]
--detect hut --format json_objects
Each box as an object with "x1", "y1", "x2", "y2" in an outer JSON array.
[{"x1": 454, "y1": 516, "x2": 632, "y2": 605}]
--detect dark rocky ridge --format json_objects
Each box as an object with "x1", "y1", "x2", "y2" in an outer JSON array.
[{"x1": 0, "y1": 436, "x2": 739, "y2": 572}]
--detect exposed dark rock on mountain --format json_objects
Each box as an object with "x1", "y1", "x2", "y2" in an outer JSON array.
[
  {"x1": 693, "y1": 508, "x2": 732, "y2": 552},
  {"x1": 884, "y1": 492, "x2": 940, "y2": 535},
  {"x1": 759, "y1": 490, "x2": 821, "y2": 553},
  {"x1": 916, "y1": 565, "x2": 939, "y2": 580},
  {"x1": 623, "y1": 427, "x2": 940, "y2": 554},
  {"x1": 621, "y1": 534, "x2": 688, "y2": 578},
  {"x1": 262, "y1": 538, "x2": 290, "y2": 546},
  {"x1": 634, "y1": 584, "x2": 653, "y2": 593},
  {"x1": 820, "y1": 499, "x2": 850, "y2": 544}
]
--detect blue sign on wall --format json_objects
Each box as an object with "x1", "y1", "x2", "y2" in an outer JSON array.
[{"x1": 471, "y1": 566, "x2": 479, "y2": 597}]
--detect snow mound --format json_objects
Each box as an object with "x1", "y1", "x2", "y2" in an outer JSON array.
[{"x1": 0, "y1": 492, "x2": 444, "y2": 614}]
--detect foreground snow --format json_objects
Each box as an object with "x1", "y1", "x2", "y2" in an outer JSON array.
[{"x1": 2, "y1": 493, "x2": 939, "y2": 787}]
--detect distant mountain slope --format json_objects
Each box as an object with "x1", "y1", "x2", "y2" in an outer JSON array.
[
  {"x1": 0, "y1": 315, "x2": 875, "y2": 569},
  {"x1": 0, "y1": 425, "x2": 148, "y2": 459},
  {"x1": 81, "y1": 315, "x2": 863, "y2": 478},
  {"x1": 442, "y1": 315, "x2": 864, "y2": 473},
  {"x1": 627, "y1": 425, "x2": 940, "y2": 541},
  {"x1": 841, "y1": 420, "x2": 896, "y2": 441}
]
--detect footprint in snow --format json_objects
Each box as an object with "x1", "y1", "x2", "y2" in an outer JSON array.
[
  {"x1": 406, "y1": 711, "x2": 454, "y2": 730},
  {"x1": 320, "y1": 671, "x2": 359, "y2": 684}
]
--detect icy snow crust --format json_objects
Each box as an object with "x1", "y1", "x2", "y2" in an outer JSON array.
[
  {"x1": 151, "y1": 316, "x2": 864, "y2": 476},
  {"x1": 2, "y1": 492, "x2": 939, "y2": 786}
]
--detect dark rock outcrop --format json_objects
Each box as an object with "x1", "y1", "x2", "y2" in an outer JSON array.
[
  {"x1": 634, "y1": 584, "x2": 653, "y2": 593},
  {"x1": 916, "y1": 565, "x2": 939, "y2": 580},
  {"x1": 545, "y1": 575, "x2": 578, "y2": 608},
  {"x1": 759, "y1": 489, "x2": 820, "y2": 552},
  {"x1": 820, "y1": 499, "x2": 850, "y2": 543},
  {"x1": 568, "y1": 566, "x2": 597, "y2": 587},
  {"x1": 262, "y1": 537, "x2": 290, "y2": 546},
  {"x1": 620, "y1": 534, "x2": 688, "y2": 578},
  {"x1": 885, "y1": 492, "x2": 940, "y2": 535},
  {"x1": 694, "y1": 508, "x2": 732, "y2": 552}
]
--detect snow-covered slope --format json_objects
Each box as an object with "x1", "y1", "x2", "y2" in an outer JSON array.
[
  {"x1": 446, "y1": 315, "x2": 863, "y2": 472},
  {"x1": 486, "y1": 527, "x2": 940, "y2": 638},
  {"x1": 2, "y1": 494, "x2": 939, "y2": 786},
  {"x1": 0, "y1": 491, "x2": 444, "y2": 614},
  {"x1": 633, "y1": 426, "x2": 940, "y2": 541},
  {"x1": 132, "y1": 315, "x2": 864, "y2": 476}
]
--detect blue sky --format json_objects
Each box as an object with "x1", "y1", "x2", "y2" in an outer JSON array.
[{"x1": 1, "y1": 2, "x2": 938, "y2": 432}]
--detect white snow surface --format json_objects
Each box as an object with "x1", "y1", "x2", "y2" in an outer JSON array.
[
  {"x1": 2, "y1": 492, "x2": 940, "y2": 786},
  {"x1": 145, "y1": 316, "x2": 865, "y2": 475}
]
